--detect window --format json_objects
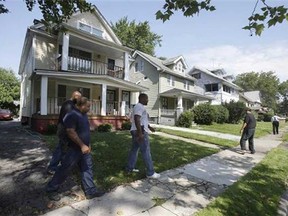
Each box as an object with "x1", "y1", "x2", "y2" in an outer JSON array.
[
  {"x1": 223, "y1": 85, "x2": 231, "y2": 93},
  {"x1": 78, "y1": 22, "x2": 103, "y2": 38},
  {"x1": 108, "y1": 59, "x2": 115, "y2": 70},
  {"x1": 192, "y1": 73, "x2": 201, "y2": 79},
  {"x1": 57, "y1": 85, "x2": 66, "y2": 106},
  {"x1": 167, "y1": 75, "x2": 175, "y2": 86},
  {"x1": 162, "y1": 97, "x2": 168, "y2": 109},
  {"x1": 205, "y1": 83, "x2": 219, "y2": 92},
  {"x1": 184, "y1": 80, "x2": 190, "y2": 90},
  {"x1": 135, "y1": 60, "x2": 144, "y2": 72},
  {"x1": 122, "y1": 91, "x2": 130, "y2": 114}
]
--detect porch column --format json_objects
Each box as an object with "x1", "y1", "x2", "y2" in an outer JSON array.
[
  {"x1": 123, "y1": 52, "x2": 129, "y2": 80},
  {"x1": 195, "y1": 98, "x2": 199, "y2": 105},
  {"x1": 40, "y1": 76, "x2": 48, "y2": 115},
  {"x1": 118, "y1": 89, "x2": 125, "y2": 116},
  {"x1": 176, "y1": 95, "x2": 183, "y2": 119},
  {"x1": 101, "y1": 84, "x2": 107, "y2": 116},
  {"x1": 61, "y1": 33, "x2": 69, "y2": 70}
]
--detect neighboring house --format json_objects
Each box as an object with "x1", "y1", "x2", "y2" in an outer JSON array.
[
  {"x1": 129, "y1": 51, "x2": 213, "y2": 126},
  {"x1": 18, "y1": 6, "x2": 147, "y2": 133},
  {"x1": 188, "y1": 66, "x2": 242, "y2": 105},
  {"x1": 239, "y1": 90, "x2": 262, "y2": 108}
]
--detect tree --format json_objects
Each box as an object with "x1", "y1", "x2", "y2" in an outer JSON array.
[
  {"x1": 110, "y1": 17, "x2": 162, "y2": 56},
  {"x1": 0, "y1": 68, "x2": 20, "y2": 113},
  {"x1": 155, "y1": 0, "x2": 288, "y2": 36},
  {"x1": 0, "y1": 0, "x2": 93, "y2": 32},
  {"x1": 1, "y1": 0, "x2": 287, "y2": 36},
  {"x1": 234, "y1": 71, "x2": 279, "y2": 110},
  {"x1": 277, "y1": 80, "x2": 288, "y2": 114}
]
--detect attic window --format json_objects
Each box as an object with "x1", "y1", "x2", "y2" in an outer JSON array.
[{"x1": 79, "y1": 22, "x2": 103, "y2": 38}]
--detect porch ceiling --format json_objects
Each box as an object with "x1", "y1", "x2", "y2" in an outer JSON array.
[
  {"x1": 69, "y1": 34, "x2": 124, "y2": 59},
  {"x1": 33, "y1": 70, "x2": 148, "y2": 92},
  {"x1": 160, "y1": 88, "x2": 214, "y2": 101}
]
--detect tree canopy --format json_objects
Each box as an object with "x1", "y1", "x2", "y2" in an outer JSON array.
[
  {"x1": 234, "y1": 71, "x2": 279, "y2": 110},
  {"x1": 0, "y1": 68, "x2": 20, "y2": 111},
  {"x1": 110, "y1": 16, "x2": 162, "y2": 56},
  {"x1": 1, "y1": 0, "x2": 287, "y2": 35}
]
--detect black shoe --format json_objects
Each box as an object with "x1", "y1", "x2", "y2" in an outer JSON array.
[
  {"x1": 46, "y1": 169, "x2": 55, "y2": 175},
  {"x1": 250, "y1": 151, "x2": 255, "y2": 154},
  {"x1": 47, "y1": 191, "x2": 61, "y2": 201},
  {"x1": 86, "y1": 191, "x2": 105, "y2": 199}
]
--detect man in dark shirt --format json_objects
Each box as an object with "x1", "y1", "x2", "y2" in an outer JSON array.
[
  {"x1": 239, "y1": 107, "x2": 257, "y2": 154},
  {"x1": 46, "y1": 97, "x2": 104, "y2": 200},
  {"x1": 47, "y1": 91, "x2": 81, "y2": 174}
]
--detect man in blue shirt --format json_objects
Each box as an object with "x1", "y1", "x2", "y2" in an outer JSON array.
[
  {"x1": 47, "y1": 91, "x2": 81, "y2": 174},
  {"x1": 46, "y1": 97, "x2": 104, "y2": 200}
]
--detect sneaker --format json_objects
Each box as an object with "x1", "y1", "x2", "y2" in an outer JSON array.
[
  {"x1": 239, "y1": 150, "x2": 246, "y2": 155},
  {"x1": 126, "y1": 168, "x2": 139, "y2": 174},
  {"x1": 250, "y1": 151, "x2": 256, "y2": 154},
  {"x1": 147, "y1": 172, "x2": 160, "y2": 179},
  {"x1": 85, "y1": 191, "x2": 105, "y2": 199}
]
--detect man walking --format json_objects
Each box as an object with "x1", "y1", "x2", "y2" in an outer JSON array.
[
  {"x1": 126, "y1": 93, "x2": 160, "y2": 179},
  {"x1": 239, "y1": 107, "x2": 257, "y2": 154},
  {"x1": 47, "y1": 91, "x2": 81, "y2": 175},
  {"x1": 46, "y1": 97, "x2": 104, "y2": 200},
  {"x1": 271, "y1": 113, "x2": 280, "y2": 135}
]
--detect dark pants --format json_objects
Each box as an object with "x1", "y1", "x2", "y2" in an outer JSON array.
[
  {"x1": 240, "y1": 128, "x2": 255, "y2": 153},
  {"x1": 47, "y1": 124, "x2": 67, "y2": 171},
  {"x1": 272, "y1": 121, "x2": 279, "y2": 134},
  {"x1": 46, "y1": 147, "x2": 98, "y2": 196}
]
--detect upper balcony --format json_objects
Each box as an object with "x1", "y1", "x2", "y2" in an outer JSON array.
[{"x1": 58, "y1": 54, "x2": 124, "y2": 79}]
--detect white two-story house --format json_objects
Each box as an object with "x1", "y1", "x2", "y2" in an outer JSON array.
[
  {"x1": 18, "y1": 6, "x2": 147, "y2": 133},
  {"x1": 129, "y1": 51, "x2": 213, "y2": 125},
  {"x1": 189, "y1": 66, "x2": 242, "y2": 105}
]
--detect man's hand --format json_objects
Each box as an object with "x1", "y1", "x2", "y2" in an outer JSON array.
[
  {"x1": 149, "y1": 126, "x2": 155, "y2": 133},
  {"x1": 136, "y1": 132, "x2": 144, "y2": 143},
  {"x1": 81, "y1": 145, "x2": 90, "y2": 154}
]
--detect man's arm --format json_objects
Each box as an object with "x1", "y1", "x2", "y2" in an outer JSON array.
[
  {"x1": 148, "y1": 124, "x2": 155, "y2": 132},
  {"x1": 66, "y1": 128, "x2": 90, "y2": 154}
]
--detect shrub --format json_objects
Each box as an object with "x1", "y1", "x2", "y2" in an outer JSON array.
[
  {"x1": 192, "y1": 103, "x2": 215, "y2": 125},
  {"x1": 97, "y1": 123, "x2": 112, "y2": 132},
  {"x1": 213, "y1": 105, "x2": 229, "y2": 124},
  {"x1": 46, "y1": 123, "x2": 57, "y2": 135},
  {"x1": 223, "y1": 100, "x2": 246, "y2": 124},
  {"x1": 122, "y1": 121, "x2": 131, "y2": 130},
  {"x1": 263, "y1": 110, "x2": 274, "y2": 122},
  {"x1": 176, "y1": 110, "x2": 193, "y2": 128}
]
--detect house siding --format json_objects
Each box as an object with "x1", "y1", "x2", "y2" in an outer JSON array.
[
  {"x1": 66, "y1": 12, "x2": 115, "y2": 43},
  {"x1": 129, "y1": 56, "x2": 159, "y2": 119},
  {"x1": 159, "y1": 73, "x2": 195, "y2": 94},
  {"x1": 34, "y1": 35, "x2": 57, "y2": 70}
]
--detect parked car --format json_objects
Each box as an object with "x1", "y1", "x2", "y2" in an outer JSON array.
[{"x1": 0, "y1": 109, "x2": 13, "y2": 120}]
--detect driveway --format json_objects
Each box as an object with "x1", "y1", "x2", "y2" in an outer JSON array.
[{"x1": 0, "y1": 121, "x2": 80, "y2": 216}]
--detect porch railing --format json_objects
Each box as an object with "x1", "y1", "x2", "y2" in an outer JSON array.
[
  {"x1": 60, "y1": 55, "x2": 124, "y2": 79},
  {"x1": 36, "y1": 98, "x2": 122, "y2": 116},
  {"x1": 161, "y1": 109, "x2": 176, "y2": 116}
]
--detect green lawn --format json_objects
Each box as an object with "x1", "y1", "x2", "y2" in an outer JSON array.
[
  {"x1": 44, "y1": 131, "x2": 219, "y2": 190},
  {"x1": 157, "y1": 128, "x2": 238, "y2": 148},
  {"x1": 196, "y1": 145, "x2": 288, "y2": 216},
  {"x1": 196, "y1": 121, "x2": 286, "y2": 138}
]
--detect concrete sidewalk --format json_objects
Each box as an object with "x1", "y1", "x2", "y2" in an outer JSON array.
[{"x1": 42, "y1": 125, "x2": 284, "y2": 216}]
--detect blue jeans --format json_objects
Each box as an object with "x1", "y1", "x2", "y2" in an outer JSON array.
[
  {"x1": 46, "y1": 148, "x2": 98, "y2": 196},
  {"x1": 240, "y1": 128, "x2": 255, "y2": 152},
  {"x1": 127, "y1": 130, "x2": 155, "y2": 176},
  {"x1": 47, "y1": 124, "x2": 67, "y2": 171}
]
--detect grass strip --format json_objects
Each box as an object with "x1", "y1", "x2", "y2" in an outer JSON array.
[{"x1": 158, "y1": 128, "x2": 238, "y2": 148}]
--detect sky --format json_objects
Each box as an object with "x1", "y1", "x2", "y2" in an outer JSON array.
[{"x1": 0, "y1": 0, "x2": 287, "y2": 82}]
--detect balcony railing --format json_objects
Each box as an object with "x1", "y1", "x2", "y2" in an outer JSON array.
[
  {"x1": 59, "y1": 55, "x2": 124, "y2": 79},
  {"x1": 161, "y1": 109, "x2": 176, "y2": 116}
]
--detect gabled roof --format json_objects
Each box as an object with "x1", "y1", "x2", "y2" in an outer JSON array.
[
  {"x1": 132, "y1": 50, "x2": 195, "y2": 81},
  {"x1": 189, "y1": 66, "x2": 242, "y2": 90},
  {"x1": 243, "y1": 91, "x2": 262, "y2": 103},
  {"x1": 163, "y1": 55, "x2": 188, "y2": 69}
]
